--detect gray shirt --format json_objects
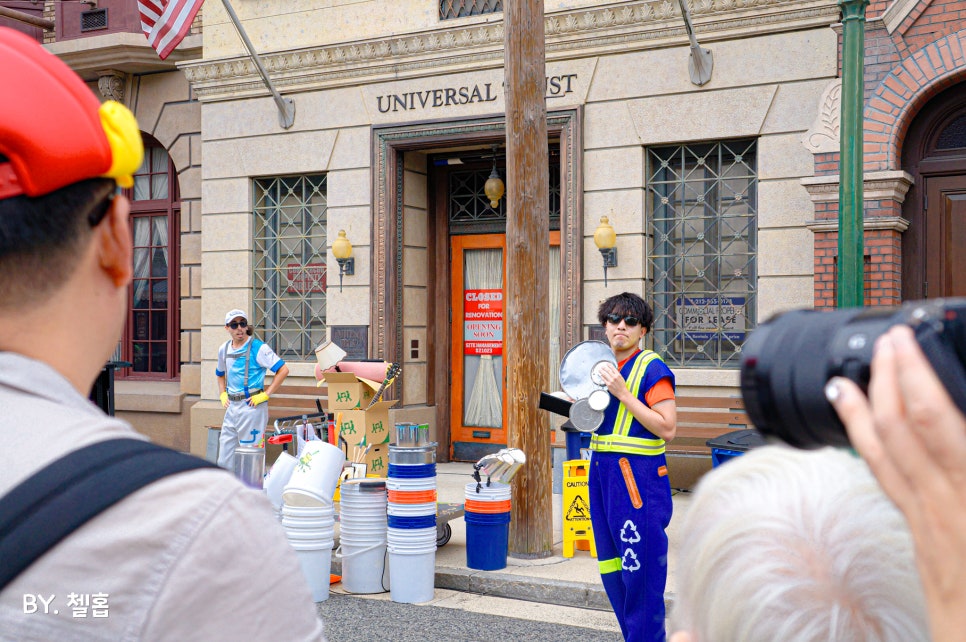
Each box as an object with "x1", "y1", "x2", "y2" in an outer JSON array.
[{"x1": 0, "y1": 353, "x2": 325, "y2": 641}]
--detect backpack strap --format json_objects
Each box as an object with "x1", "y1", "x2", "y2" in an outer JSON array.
[{"x1": 0, "y1": 438, "x2": 219, "y2": 592}]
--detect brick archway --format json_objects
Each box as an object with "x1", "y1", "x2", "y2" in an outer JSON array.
[{"x1": 865, "y1": 28, "x2": 966, "y2": 173}]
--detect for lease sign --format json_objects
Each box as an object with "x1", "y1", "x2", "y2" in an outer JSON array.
[
  {"x1": 464, "y1": 289, "x2": 503, "y2": 355},
  {"x1": 676, "y1": 296, "x2": 746, "y2": 341}
]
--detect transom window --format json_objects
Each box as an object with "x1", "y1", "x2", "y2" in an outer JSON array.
[
  {"x1": 440, "y1": 0, "x2": 502, "y2": 20},
  {"x1": 253, "y1": 175, "x2": 328, "y2": 361},
  {"x1": 647, "y1": 139, "x2": 758, "y2": 368}
]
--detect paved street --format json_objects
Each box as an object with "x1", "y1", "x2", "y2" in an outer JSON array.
[{"x1": 316, "y1": 590, "x2": 622, "y2": 642}]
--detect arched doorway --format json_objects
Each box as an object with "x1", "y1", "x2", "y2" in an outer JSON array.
[{"x1": 902, "y1": 82, "x2": 966, "y2": 300}]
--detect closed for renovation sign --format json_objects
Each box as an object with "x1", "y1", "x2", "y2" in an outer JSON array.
[{"x1": 464, "y1": 289, "x2": 503, "y2": 355}]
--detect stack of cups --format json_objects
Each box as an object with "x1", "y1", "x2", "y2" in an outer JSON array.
[
  {"x1": 280, "y1": 441, "x2": 345, "y2": 602},
  {"x1": 464, "y1": 481, "x2": 512, "y2": 571},
  {"x1": 338, "y1": 478, "x2": 390, "y2": 594},
  {"x1": 386, "y1": 437, "x2": 438, "y2": 603}
]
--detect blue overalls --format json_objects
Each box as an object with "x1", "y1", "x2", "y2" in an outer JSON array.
[{"x1": 589, "y1": 350, "x2": 674, "y2": 642}]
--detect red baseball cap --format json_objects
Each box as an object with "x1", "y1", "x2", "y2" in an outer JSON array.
[{"x1": 0, "y1": 27, "x2": 143, "y2": 200}]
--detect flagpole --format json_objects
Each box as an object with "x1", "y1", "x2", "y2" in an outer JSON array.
[{"x1": 221, "y1": 0, "x2": 295, "y2": 129}]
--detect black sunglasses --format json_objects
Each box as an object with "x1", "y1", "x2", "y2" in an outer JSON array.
[
  {"x1": 605, "y1": 313, "x2": 641, "y2": 327},
  {"x1": 228, "y1": 321, "x2": 248, "y2": 329}
]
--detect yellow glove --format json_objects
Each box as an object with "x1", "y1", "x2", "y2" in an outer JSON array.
[
  {"x1": 248, "y1": 392, "x2": 270, "y2": 407},
  {"x1": 220, "y1": 391, "x2": 229, "y2": 408}
]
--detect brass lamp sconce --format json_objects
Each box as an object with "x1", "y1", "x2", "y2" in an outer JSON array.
[
  {"x1": 594, "y1": 215, "x2": 618, "y2": 287},
  {"x1": 483, "y1": 145, "x2": 505, "y2": 209},
  {"x1": 332, "y1": 229, "x2": 354, "y2": 292}
]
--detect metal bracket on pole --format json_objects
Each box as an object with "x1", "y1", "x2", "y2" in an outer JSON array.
[
  {"x1": 221, "y1": 0, "x2": 295, "y2": 129},
  {"x1": 677, "y1": 0, "x2": 713, "y2": 86}
]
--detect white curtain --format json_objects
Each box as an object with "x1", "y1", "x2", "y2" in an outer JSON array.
[
  {"x1": 132, "y1": 218, "x2": 152, "y2": 307},
  {"x1": 153, "y1": 217, "x2": 169, "y2": 279},
  {"x1": 548, "y1": 246, "x2": 562, "y2": 432},
  {"x1": 464, "y1": 248, "x2": 503, "y2": 428}
]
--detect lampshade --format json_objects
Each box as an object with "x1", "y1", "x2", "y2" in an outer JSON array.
[
  {"x1": 484, "y1": 167, "x2": 505, "y2": 208},
  {"x1": 594, "y1": 216, "x2": 617, "y2": 250},
  {"x1": 332, "y1": 230, "x2": 352, "y2": 260}
]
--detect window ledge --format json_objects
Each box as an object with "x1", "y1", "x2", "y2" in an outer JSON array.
[{"x1": 115, "y1": 380, "x2": 185, "y2": 413}]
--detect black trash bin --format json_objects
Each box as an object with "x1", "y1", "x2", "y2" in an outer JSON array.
[
  {"x1": 706, "y1": 428, "x2": 767, "y2": 468},
  {"x1": 89, "y1": 361, "x2": 132, "y2": 416}
]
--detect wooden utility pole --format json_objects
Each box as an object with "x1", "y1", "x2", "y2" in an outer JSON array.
[{"x1": 504, "y1": 0, "x2": 552, "y2": 558}]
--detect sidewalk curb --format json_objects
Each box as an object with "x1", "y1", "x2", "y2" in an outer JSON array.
[{"x1": 435, "y1": 568, "x2": 613, "y2": 611}]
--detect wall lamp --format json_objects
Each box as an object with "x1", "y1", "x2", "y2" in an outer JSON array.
[
  {"x1": 483, "y1": 145, "x2": 505, "y2": 209},
  {"x1": 594, "y1": 215, "x2": 618, "y2": 287},
  {"x1": 332, "y1": 229, "x2": 354, "y2": 292}
]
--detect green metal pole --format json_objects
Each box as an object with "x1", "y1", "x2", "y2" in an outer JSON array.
[{"x1": 837, "y1": 0, "x2": 869, "y2": 308}]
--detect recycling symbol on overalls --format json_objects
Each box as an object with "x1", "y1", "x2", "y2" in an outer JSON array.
[
  {"x1": 620, "y1": 519, "x2": 641, "y2": 544},
  {"x1": 622, "y1": 548, "x2": 641, "y2": 572}
]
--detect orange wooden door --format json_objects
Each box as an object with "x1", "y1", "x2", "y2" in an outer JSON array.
[{"x1": 450, "y1": 232, "x2": 560, "y2": 461}]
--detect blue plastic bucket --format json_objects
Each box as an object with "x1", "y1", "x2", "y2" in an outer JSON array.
[
  {"x1": 387, "y1": 513, "x2": 437, "y2": 529},
  {"x1": 387, "y1": 463, "x2": 436, "y2": 478},
  {"x1": 464, "y1": 510, "x2": 511, "y2": 571}
]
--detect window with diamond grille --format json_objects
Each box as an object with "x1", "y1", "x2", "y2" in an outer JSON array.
[
  {"x1": 253, "y1": 175, "x2": 328, "y2": 361},
  {"x1": 647, "y1": 139, "x2": 758, "y2": 368},
  {"x1": 440, "y1": 0, "x2": 502, "y2": 20}
]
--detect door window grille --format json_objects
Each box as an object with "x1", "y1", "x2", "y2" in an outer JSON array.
[
  {"x1": 448, "y1": 160, "x2": 560, "y2": 234},
  {"x1": 647, "y1": 139, "x2": 758, "y2": 368},
  {"x1": 253, "y1": 175, "x2": 328, "y2": 361}
]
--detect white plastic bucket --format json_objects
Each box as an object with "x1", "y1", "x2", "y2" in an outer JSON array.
[
  {"x1": 284, "y1": 525, "x2": 336, "y2": 541},
  {"x1": 388, "y1": 549, "x2": 436, "y2": 603},
  {"x1": 282, "y1": 515, "x2": 337, "y2": 530},
  {"x1": 385, "y1": 478, "x2": 437, "y2": 491},
  {"x1": 282, "y1": 503, "x2": 334, "y2": 517},
  {"x1": 264, "y1": 452, "x2": 297, "y2": 509},
  {"x1": 338, "y1": 540, "x2": 390, "y2": 594},
  {"x1": 387, "y1": 526, "x2": 437, "y2": 544},
  {"x1": 281, "y1": 487, "x2": 331, "y2": 508},
  {"x1": 465, "y1": 481, "x2": 511, "y2": 501},
  {"x1": 387, "y1": 502, "x2": 437, "y2": 517},
  {"x1": 291, "y1": 542, "x2": 334, "y2": 602},
  {"x1": 284, "y1": 441, "x2": 346, "y2": 505}
]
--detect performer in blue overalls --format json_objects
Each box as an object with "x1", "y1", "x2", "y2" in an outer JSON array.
[
  {"x1": 589, "y1": 292, "x2": 677, "y2": 642},
  {"x1": 216, "y1": 309, "x2": 289, "y2": 471}
]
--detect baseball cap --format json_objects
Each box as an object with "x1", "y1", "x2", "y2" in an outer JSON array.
[
  {"x1": 0, "y1": 27, "x2": 144, "y2": 200},
  {"x1": 225, "y1": 309, "x2": 248, "y2": 325}
]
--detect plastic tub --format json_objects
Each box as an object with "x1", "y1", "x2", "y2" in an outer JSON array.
[
  {"x1": 387, "y1": 501, "x2": 437, "y2": 516},
  {"x1": 464, "y1": 510, "x2": 511, "y2": 571},
  {"x1": 387, "y1": 489, "x2": 437, "y2": 504},
  {"x1": 387, "y1": 463, "x2": 437, "y2": 479},
  {"x1": 387, "y1": 514, "x2": 437, "y2": 530}
]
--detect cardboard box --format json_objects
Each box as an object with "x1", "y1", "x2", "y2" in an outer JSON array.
[
  {"x1": 323, "y1": 372, "x2": 382, "y2": 410},
  {"x1": 365, "y1": 444, "x2": 388, "y2": 477},
  {"x1": 337, "y1": 400, "x2": 396, "y2": 448}
]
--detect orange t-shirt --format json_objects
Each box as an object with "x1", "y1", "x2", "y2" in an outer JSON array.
[{"x1": 617, "y1": 350, "x2": 675, "y2": 407}]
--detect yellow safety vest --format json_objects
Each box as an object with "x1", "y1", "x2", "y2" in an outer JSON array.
[{"x1": 590, "y1": 350, "x2": 667, "y2": 456}]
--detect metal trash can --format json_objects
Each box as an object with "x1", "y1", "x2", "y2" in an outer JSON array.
[
  {"x1": 89, "y1": 360, "x2": 132, "y2": 416},
  {"x1": 706, "y1": 429, "x2": 767, "y2": 467}
]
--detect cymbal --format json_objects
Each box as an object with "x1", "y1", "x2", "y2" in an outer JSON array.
[{"x1": 559, "y1": 340, "x2": 616, "y2": 401}]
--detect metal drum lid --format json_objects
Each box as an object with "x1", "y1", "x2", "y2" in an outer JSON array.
[
  {"x1": 569, "y1": 398, "x2": 604, "y2": 433},
  {"x1": 587, "y1": 388, "x2": 611, "y2": 411},
  {"x1": 559, "y1": 341, "x2": 617, "y2": 401}
]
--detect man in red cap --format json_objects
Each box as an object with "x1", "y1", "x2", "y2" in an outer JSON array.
[{"x1": 0, "y1": 27, "x2": 325, "y2": 639}]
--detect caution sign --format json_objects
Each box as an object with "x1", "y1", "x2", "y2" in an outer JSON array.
[{"x1": 566, "y1": 495, "x2": 591, "y2": 522}]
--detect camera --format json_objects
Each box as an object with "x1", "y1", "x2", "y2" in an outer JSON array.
[{"x1": 740, "y1": 298, "x2": 966, "y2": 449}]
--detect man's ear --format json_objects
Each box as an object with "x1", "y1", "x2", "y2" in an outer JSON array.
[
  {"x1": 96, "y1": 193, "x2": 133, "y2": 287},
  {"x1": 669, "y1": 631, "x2": 693, "y2": 642}
]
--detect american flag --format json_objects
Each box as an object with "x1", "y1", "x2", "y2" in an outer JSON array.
[{"x1": 138, "y1": 0, "x2": 205, "y2": 60}]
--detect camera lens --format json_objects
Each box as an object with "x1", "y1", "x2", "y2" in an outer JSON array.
[{"x1": 741, "y1": 307, "x2": 898, "y2": 449}]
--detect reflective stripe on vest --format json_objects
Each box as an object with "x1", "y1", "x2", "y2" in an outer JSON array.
[{"x1": 590, "y1": 350, "x2": 667, "y2": 456}]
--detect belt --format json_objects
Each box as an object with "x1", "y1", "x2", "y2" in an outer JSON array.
[{"x1": 228, "y1": 389, "x2": 263, "y2": 401}]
